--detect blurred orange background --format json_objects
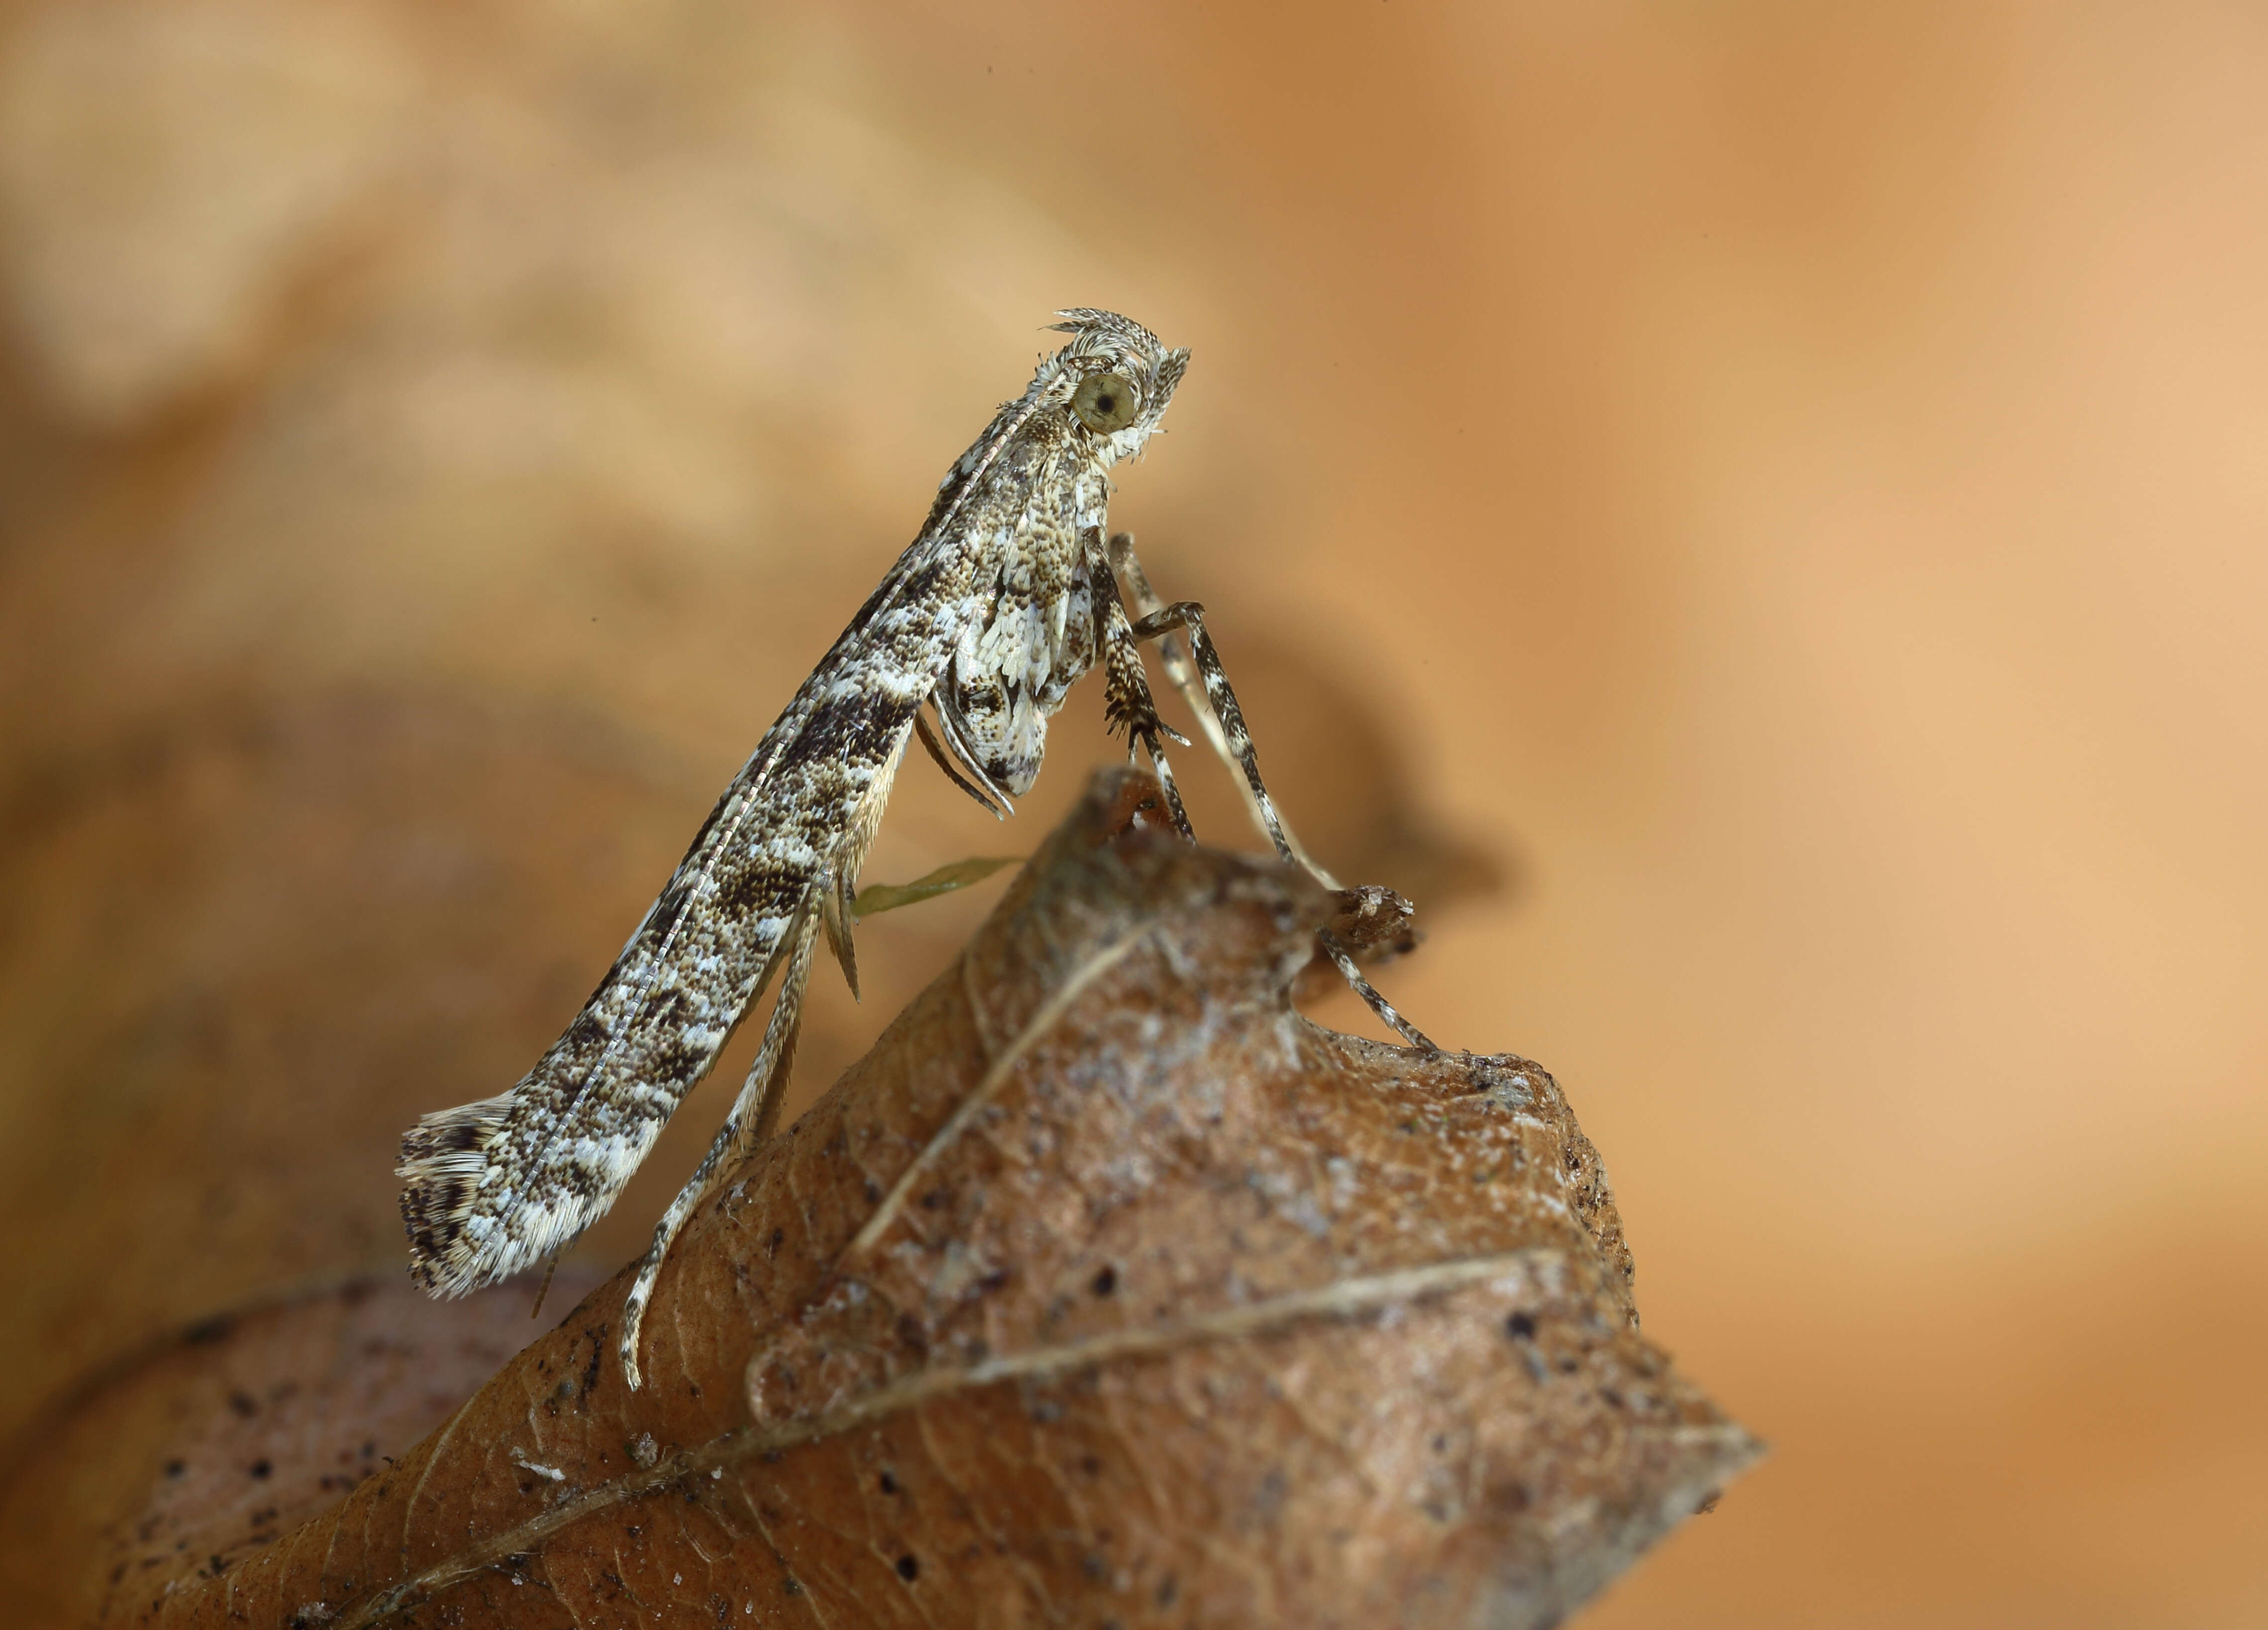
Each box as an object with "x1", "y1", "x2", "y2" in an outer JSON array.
[{"x1": 1, "y1": 2, "x2": 2263, "y2": 1624}]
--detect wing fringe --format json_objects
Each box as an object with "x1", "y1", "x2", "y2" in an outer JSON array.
[{"x1": 398, "y1": 1090, "x2": 521, "y2": 1297}]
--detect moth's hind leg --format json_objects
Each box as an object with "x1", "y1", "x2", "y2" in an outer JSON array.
[
  {"x1": 1121, "y1": 588, "x2": 1443, "y2": 1056},
  {"x1": 619, "y1": 900, "x2": 823, "y2": 1389}
]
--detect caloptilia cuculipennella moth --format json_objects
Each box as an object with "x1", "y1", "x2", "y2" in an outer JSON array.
[{"x1": 398, "y1": 309, "x2": 1438, "y2": 1386}]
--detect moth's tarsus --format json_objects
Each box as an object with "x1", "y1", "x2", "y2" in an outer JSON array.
[
  {"x1": 394, "y1": 309, "x2": 1437, "y2": 1387},
  {"x1": 1321, "y1": 929, "x2": 1441, "y2": 1054}
]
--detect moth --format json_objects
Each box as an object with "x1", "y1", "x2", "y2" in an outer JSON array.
[{"x1": 398, "y1": 309, "x2": 1432, "y2": 1386}]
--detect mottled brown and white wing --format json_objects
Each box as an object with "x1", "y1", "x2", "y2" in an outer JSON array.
[{"x1": 398, "y1": 529, "x2": 986, "y2": 1296}]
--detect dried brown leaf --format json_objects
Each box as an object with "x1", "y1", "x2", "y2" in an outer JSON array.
[
  {"x1": 0, "y1": 1268, "x2": 608, "y2": 1627},
  {"x1": 12, "y1": 768, "x2": 1756, "y2": 1628}
]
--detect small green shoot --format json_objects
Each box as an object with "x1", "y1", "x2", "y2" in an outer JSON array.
[{"x1": 850, "y1": 855, "x2": 1023, "y2": 919}]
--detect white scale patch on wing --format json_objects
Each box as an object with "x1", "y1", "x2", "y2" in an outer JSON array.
[
  {"x1": 1037, "y1": 570, "x2": 1094, "y2": 715},
  {"x1": 948, "y1": 484, "x2": 1091, "y2": 796}
]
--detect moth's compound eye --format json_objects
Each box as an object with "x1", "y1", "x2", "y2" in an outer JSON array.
[{"x1": 1072, "y1": 372, "x2": 1140, "y2": 433}]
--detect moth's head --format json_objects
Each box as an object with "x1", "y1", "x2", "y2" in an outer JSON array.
[{"x1": 1036, "y1": 308, "x2": 1189, "y2": 466}]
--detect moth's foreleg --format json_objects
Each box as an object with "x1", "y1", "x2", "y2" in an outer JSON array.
[
  {"x1": 1123, "y1": 598, "x2": 1305, "y2": 873},
  {"x1": 1106, "y1": 531, "x2": 1201, "y2": 712},
  {"x1": 1108, "y1": 532, "x2": 1340, "y2": 889},
  {"x1": 1092, "y1": 557, "x2": 1196, "y2": 839},
  {"x1": 620, "y1": 898, "x2": 823, "y2": 1389}
]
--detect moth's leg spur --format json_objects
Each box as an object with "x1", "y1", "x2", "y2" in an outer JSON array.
[
  {"x1": 619, "y1": 899, "x2": 823, "y2": 1389},
  {"x1": 1092, "y1": 556, "x2": 1196, "y2": 839},
  {"x1": 1108, "y1": 532, "x2": 1340, "y2": 889},
  {"x1": 1125, "y1": 597, "x2": 1443, "y2": 1055}
]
